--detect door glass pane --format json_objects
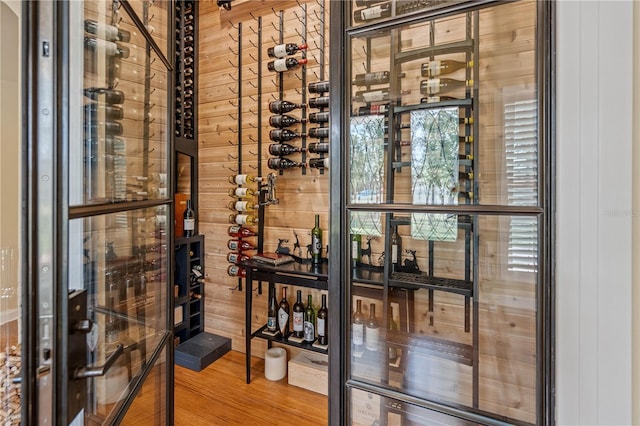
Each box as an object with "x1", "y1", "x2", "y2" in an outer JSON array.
[
  {"x1": 0, "y1": 1, "x2": 22, "y2": 423},
  {"x1": 120, "y1": 346, "x2": 167, "y2": 425},
  {"x1": 126, "y1": 0, "x2": 169, "y2": 58}
]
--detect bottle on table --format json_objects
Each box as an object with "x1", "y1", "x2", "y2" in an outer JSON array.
[
  {"x1": 304, "y1": 294, "x2": 316, "y2": 343},
  {"x1": 278, "y1": 287, "x2": 290, "y2": 336},
  {"x1": 352, "y1": 299, "x2": 366, "y2": 353}
]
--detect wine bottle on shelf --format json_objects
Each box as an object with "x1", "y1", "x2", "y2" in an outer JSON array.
[
  {"x1": 228, "y1": 174, "x2": 262, "y2": 185},
  {"x1": 355, "y1": 104, "x2": 388, "y2": 116},
  {"x1": 421, "y1": 59, "x2": 474, "y2": 78},
  {"x1": 268, "y1": 143, "x2": 304, "y2": 156},
  {"x1": 308, "y1": 127, "x2": 330, "y2": 139},
  {"x1": 308, "y1": 157, "x2": 329, "y2": 170},
  {"x1": 352, "y1": 71, "x2": 390, "y2": 86},
  {"x1": 391, "y1": 226, "x2": 402, "y2": 272},
  {"x1": 420, "y1": 78, "x2": 473, "y2": 95},
  {"x1": 267, "y1": 57, "x2": 308, "y2": 73},
  {"x1": 84, "y1": 103, "x2": 124, "y2": 120},
  {"x1": 84, "y1": 19, "x2": 131, "y2": 42},
  {"x1": 308, "y1": 142, "x2": 329, "y2": 154},
  {"x1": 269, "y1": 114, "x2": 303, "y2": 128},
  {"x1": 269, "y1": 129, "x2": 303, "y2": 142},
  {"x1": 304, "y1": 294, "x2": 316, "y2": 343},
  {"x1": 227, "y1": 252, "x2": 250, "y2": 264},
  {"x1": 229, "y1": 213, "x2": 258, "y2": 225},
  {"x1": 267, "y1": 286, "x2": 278, "y2": 333},
  {"x1": 227, "y1": 264, "x2": 246, "y2": 277},
  {"x1": 267, "y1": 43, "x2": 308, "y2": 58},
  {"x1": 84, "y1": 120, "x2": 123, "y2": 136},
  {"x1": 278, "y1": 287, "x2": 290, "y2": 336},
  {"x1": 366, "y1": 303, "x2": 380, "y2": 352},
  {"x1": 352, "y1": 299, "x2": 366, "y2": 353},
  {"x1": 228, "y1": 187, "x2": 256, "y2": 199},
  {"x1": 353, "y1": 2, "x2": 392, "y2": 23},
  {"x1": 183, "y1": 199, "x2": 195, "y2": 237},
  {"x1": 351, "y1": 234, "x2": 362, "y2": 267},
  {"x1": 388, "y1": 305, "x2": 398, "y2": 363},
  {"x1": 84, "y1": 37, "x2": 130, "y2": 58},
  {"x1": 267, "y1": 158, "x2": 305, "y2": 170},
  {"x1": 84, "y1": 88, "x2": 125, "y2": 104},
  {"x1": 226, "y1": 200, "x2": 256, "y2": 212},
  {"x1": 292, "y1": 290, "x2": 305, "y2": 338},
  {"x1": 227, "y1": 225, "x2": 257, "y2": 238},
  {"x1": 227, "y1": 239, "x2": 255, "y2": 251},
  {"x1": 308, "y1": 96, "x2": 330, "y2": 109},
  {"x1": 311, "y1": 214, "x2": 323, "y2": 265},
  {"x1": 308, "y1": 80, "x2": 330, "y2": 94},
  {"x1": 308, "y1": 111, "x2": 330, "y2": 124},
  {"x1": 269, "y1": 100, "x2": 304, "y2": 114},
  {"x1": 355, "y1": 88, "x2": 390, "y2": 103},
  {"x1": 317, "y1": 294, "x2": 328, "y2": 345}
]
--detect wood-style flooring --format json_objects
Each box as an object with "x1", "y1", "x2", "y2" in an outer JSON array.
[{"x1": 174, "y1": 350, "x2": 328, "y2": 426}]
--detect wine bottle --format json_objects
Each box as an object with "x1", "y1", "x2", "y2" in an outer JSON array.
[
  {"x1": 308, "y1": 142, "x2": 329, "y2": 154},
  {"x1": 227, "y1": 200, "x2": 257, "y2": 212},
  {"x1": 269, "y1": 100, "x2": 304, "y2": 114},
  {"x1": 355, "y1": 104, "x2": 388, "y2": 116},
  {"x1": 84, "y1": 19, "x2": 131, "y2": 42},
  {"x1": 267, "y1": 158, "x2": 305, "y2": 170},
  {"x1": 84, "y1": 37, "x2": 130, "y2": 58},
  {"x1": 229, "y1": 213, "x2": 258, "y2": 225},
  {"x1": 183, "y1": 199, "x2": 195, "y2": 237},
  {"x1": 84, "y1": 120, "x2": 123, "y2": 136},
  {"x1": 352, "y1": 71, "x2": 390, "y2": 86},
  {"x1": 353, "y1": 2, "x2": 392, "y2": 23},
  {"x1": 351, "y1": 234, "x2": 362, "y2": 267},
  {"x1": 355, "y1": 88, "x2": 390, "y2": 103},
  {"x1": 84, "y1": 103, "x2": 124, "y2": 120},
  {"x1": 308, "y1": 127, "x2": 330, "y2": 139},
  {"x1": 228, "y1": 174, "x2": 262, "y2": 185},
  {"x1": 308, "y1": 96, "x2": 330, "y2": 109},
  {"x1": 352, "y1": 299, "x2": 366, "y2": 352},
  {"x1": 267, "y1": 57, "x2": 308, "y2": 72},
  {"x1": 268, "y1": 143, "x2": 303, "y2": 156},
  {"x1": 304, "y1": 294, "x2": 316, "y2": 343},
  {"x1": 292, "y1": 290, "x2": 305, "y2": 338},
  {"x1": 388, "y1": 305, "x2": 398, "y2": 363},
  {"x1": 227, "y1": 225, "x2": 257, "y2": 238},
  {"x1": 278, "y1": 287, "x2": 290, "y2": 336},
  {"x1": 267, "y1": 286, "x2": 278, "y2": 333},
  {"x1": 269, "y1": 129, "x2": 303, "y2": 142},
  {"x1": 267, "y1": 43, "x2": 307, "y2": 58},
  {"x1": 421, "y1": 60, "x2": 473, "y2": 78},
  {"x1": 228, "y1": 187, "x2": 256, "y2": 198},
  {"x1": 317, "y1": 294, "x2": 328, "y2": 345},
  {"x1": 227, "y1": 264, "x2": 246, "y2": 277},
  {"x1": 420, "y1": 78, "x2": 473, "y2": 95},
  {"x1": 269, "y1": 114, "x2": 303, "y2": 128},
  {"x1": 308, "y1": 157, "x2": 329, "y2": 170},
  {"x1": 459, "y1": 135, "x2": 474, "y2": 143},
  {"x1": 365, "y1": 303, "x2": 379, "y2": 352},
  {"x1": 391, "y1": 226, "x2": 402, "y2": 271},
  {"x1": 84, "y1": 88, "x2": 125, "y2": 104},
  {"x1": 227, "y1": 252, "x2": 250, "y2": 264},
  {"x1": 227, "y1": 240, "x2": 255, "y2": 251},
  {"x1": 308, "y1": 80, "x2": 330, "y2": 94},
  {"x1": 311, "y1": 214, "x2": 323, "y2": 265},
  {"x1": 308, "y1": 111, "x2": 330, "y2": 124}
]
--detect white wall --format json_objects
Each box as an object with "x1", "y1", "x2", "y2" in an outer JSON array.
[{"x1": 556, "y1": 1, "x2": 635, "y2": 424}]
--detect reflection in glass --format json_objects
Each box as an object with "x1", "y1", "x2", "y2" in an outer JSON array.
[{"x1": 410, "y1": 108, "x2": 459, "y2": 241}]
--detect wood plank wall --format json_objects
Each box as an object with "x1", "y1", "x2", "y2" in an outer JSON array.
[{"x1": 197, "y1": 1, "x2": 537, "y2": 423}]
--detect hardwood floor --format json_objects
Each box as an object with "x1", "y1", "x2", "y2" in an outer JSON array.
[{"x1": 174, "y1": 350, "x2": 329, "y2": 425}]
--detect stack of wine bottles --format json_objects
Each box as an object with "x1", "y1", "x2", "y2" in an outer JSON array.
[
  {"x1": 266, "y1": 42, "x2": 308, "y2": 73},
  {"x1": 175, "y1": 1, "x2": 196, "y2": 139},
  {"x1": 268, "y1": 286, "x2": 329, "y2": 347},
  {"x1": 306, "y1": 80, "x2": 330, "y2": 171},
  {"x1": 227, "y1": 174, "x2": 262, "y2": 277},
  {"x1": 267, "y1": 100, "x2": 306, "y2": 171}
]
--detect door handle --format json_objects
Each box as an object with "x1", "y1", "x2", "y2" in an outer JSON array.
[{"x1": 73, "y1": 343, "x2": 124, "y2": 379}]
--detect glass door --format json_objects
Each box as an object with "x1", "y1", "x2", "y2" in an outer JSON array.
[{"x1": 24, "y1": 1, "x2": 173, "y2": 424}]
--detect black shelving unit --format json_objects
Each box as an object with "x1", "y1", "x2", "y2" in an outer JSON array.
[{"x1": 174, "y1": 234, "x2": 205, "y2": 344}]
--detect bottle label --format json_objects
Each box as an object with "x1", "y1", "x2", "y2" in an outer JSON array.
[
  {"x1": 293, "y1": 312, "x2": 304, "y2": 332},
  {"x1": 273, "y1": 59, "x2": 289, "y2": 72},
  {"x1": 425, "y1": 78, "x2": 441, "y2": 95},
  {"x1": 426, "y1": 60, "x2": 442, "y2": 77},
  {"x1": 371, "y1": 104, "x2": 387, "y2": 115},
  {"x1": 235, "y1": 214, "x2": 249, "y2": 225},
  {"x1": 278, "y1": 308, "x2": 289, "y2": 334},
  {"x1": 365, "y1": 72, "x2": 385, "y2": 85},
  {"x1": 228, "y1": 265, "x2": 239, "y2": 276},
  {"x1": 304, "y1": 321, "x2": 315, "y2": 341},
  {"x1": 312, "y1": 235, "x2": 322, "y2": 256},
  {"x1": 234, "y1": 174, "x2": 248, "y2": 185},
  {"x1": 228, "y1": 253, "x2": 239, "y2": 263},
  {"x1": 361, "y1": 90, "x2": 386, "y2": 103},
  {"x1": 391, "y1": 244, "x2": 398, "y2": 264},
  {"x1": 366, "y1": 327, "x2": 379, "y2": 351},
  {"x1": 267, "y1": 316, "x2": 277, "y2": 332},
  {"x1": 228, "y1": 240, "x2": 239, "y2": 250},
  {"x1": 235, "y1": 201, "x2": 248, "y2": 211},
  {"x1": 184, "y1": 218, "x2": 195, "y2": 231},
  {"x1": 361, "y1": 5, "x2": 382, "y2": 20},
  {"x1": 317, "y1": 318, "x2": 326, "y2": 336},
  {"x1": 228, "y1": 225, "x2": 241, "y2": 235},
  {"x1": 353, "y1": 323, "x2": 364, "y2": 345},
  {"x1": 352, "y1": 241, "x2": 359, "y2": 260},
  {"x1": 273, "y1": 44, "x2": 287, "y2": 58},
  {"x1": 235, "y1": 188, "x2": 248, "y2": 197}
]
